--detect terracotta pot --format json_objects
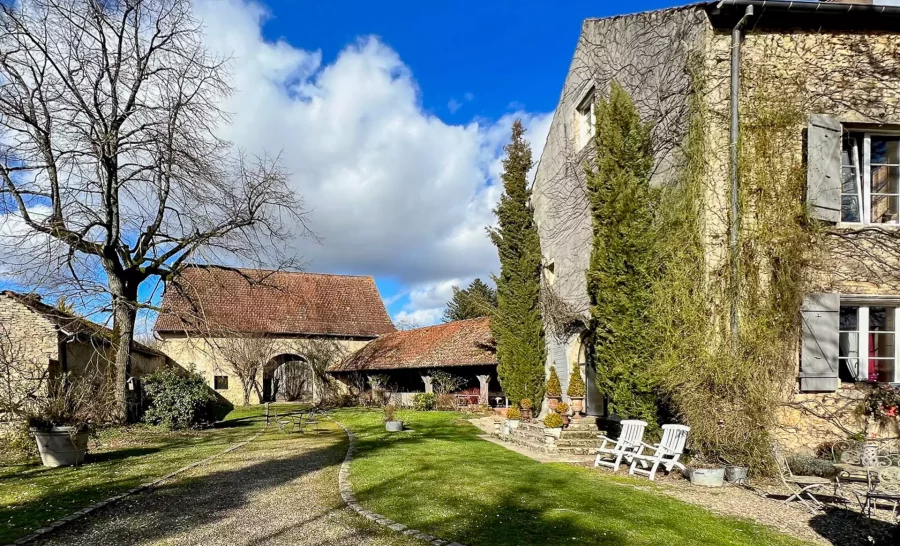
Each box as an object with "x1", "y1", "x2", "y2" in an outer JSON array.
[
  {"x1": 521, "y1": 409, "x2": 532, "y2": 421},
  {"x1": 547, "y1": 397, "x2": 560, "y2": 411},
  {"x1": 561, "y1": 414, "x2": 570, "y2": 427},
  {"x1": 570, "y1": 397, "x2": 584, "y2": 414}
]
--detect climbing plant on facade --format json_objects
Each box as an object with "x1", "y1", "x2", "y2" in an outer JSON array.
[{"x1": 489, "y1": 120, "x2": 546, "y2": 405}]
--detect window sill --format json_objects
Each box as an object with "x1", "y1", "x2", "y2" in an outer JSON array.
[{"x1": 837, "y1": 222, "x2": 900, "y2": 230}]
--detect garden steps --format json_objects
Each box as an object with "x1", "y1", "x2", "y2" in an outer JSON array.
[{"x1": 500, "y1": 417, "x2": 607, "y2": 457}]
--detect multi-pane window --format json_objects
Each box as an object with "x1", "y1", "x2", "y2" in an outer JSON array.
[
  {"x1": 839, "y1": 304, "x2": 897, "y2": 383},
  {"x1": 214, "y1": 375, "x2": 229, "y2": 390},
  {"x1": 575, "y1": 89, "x2": 595, "y2": 150},
  {"x1": 841, "y1": 133, "x2": 900, "y2": 225}
]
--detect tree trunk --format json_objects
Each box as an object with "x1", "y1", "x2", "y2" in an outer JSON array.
[
  {"x1": 111, "y1": 291, "x2": 137, "y2": 424},
  {"x1": 242, "y1": 378, "x2": 253, "y2": 406}
]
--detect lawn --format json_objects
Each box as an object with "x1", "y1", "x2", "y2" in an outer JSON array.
[
  {"x1": 0, "y1": 404, "x2": 302, "y2": 544},
  {"x1": 334, "y1": 409, "x2": 809, "y2": 546}
]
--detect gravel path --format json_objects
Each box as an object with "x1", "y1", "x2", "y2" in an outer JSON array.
[{"x1": 32, "y1": 419, "x2": 425, "y2": 546}]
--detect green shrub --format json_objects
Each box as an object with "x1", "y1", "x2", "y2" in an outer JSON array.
[
  {"x1": 786, "y1": 455, "x2": 838, "y2": 479},
  {"x1": 506, "y1": 406, "x2": 522, "y2": 420},
  {"x1": 544, "y1": 412, "x2": 564, "y2": 428},
  {"x1": 567, "y1": 363, "x2": 586, "y2": 397},
  {"x1": 413, "y1": 393, "x2": 436, "y2": 411},
  {"x1": 546, "y1": 367, "x2": 562, "y2": 397},
  {"x1": 143, "y1": 367, "x2": 215, "y2": 430}
]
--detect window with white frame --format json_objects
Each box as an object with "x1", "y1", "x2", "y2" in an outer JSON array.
[
  {"x1": 841, "y1": 133, "x2": 900, "y2": 225},
  {"x1": 839, "y1": 304, "x2": 897, "y2": 383},
  {"x1": 575, "y1": 88, "x2": 595, "y2": 150}
]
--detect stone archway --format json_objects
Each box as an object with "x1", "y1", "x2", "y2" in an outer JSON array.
[{"x1": 263, "y1": 354, "x2": 309, "y2": 402}]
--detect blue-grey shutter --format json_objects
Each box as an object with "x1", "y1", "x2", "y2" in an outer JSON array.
[
  {"x1": 807, "y1": 115, "x2": 842, "y2": 223},
  {"x1": 550, "y1": 340, "x2": 568, "y2": 391},
  {"x1": 800, "y1": 293, "x2": 840, "y2": 392}
]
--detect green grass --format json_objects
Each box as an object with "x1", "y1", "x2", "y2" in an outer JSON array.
[
  {"x1": 334, "y1": 409, "x2": 809, "y2": 546},
  {"x1": 0, "y1": 404, "x2": 303, "y2": 543}
]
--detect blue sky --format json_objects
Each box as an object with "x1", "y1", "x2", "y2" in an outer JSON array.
[{"x1": 1, "y1": 0, "x2": 685, "y2": 332}]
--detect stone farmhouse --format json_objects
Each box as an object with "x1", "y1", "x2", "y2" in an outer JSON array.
[
  {"x1": 153, "y1": 265, "x2": 396, "y2": 406},
  {"x1": 532, "y1": 0, "x2": 900, "y2": 451},
  {"x1": 0, "y1": 290, "x2": 167, "y2": 419}
]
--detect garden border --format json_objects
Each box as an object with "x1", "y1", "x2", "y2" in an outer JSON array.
[
  {"x1": 332, "y1": 417, "x2": 467, "y2": 546},
  {"x1": 3, "y1": 428, "x2": 265, "y2": 546}
]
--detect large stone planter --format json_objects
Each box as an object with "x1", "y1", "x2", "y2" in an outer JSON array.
[
  {"x1": 32, "y1": 427, "x2": 89, "y2": 467},
  {"x1": 688, "y1": 467, "x2": 725, "y2": 487},
  {"x1": 507, "y1": 419, "x2": 520, "y2": 430},
  {"x1": 544, "y1": 427, "x2": 562, "y2": 446},
  {"x1": 385, "y1": 420, "x2": 404, "y2": 432}
]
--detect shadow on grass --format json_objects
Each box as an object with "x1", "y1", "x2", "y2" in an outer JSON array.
[{"x1": 86, "y1": 447, "x2": 162, "y2": 464}]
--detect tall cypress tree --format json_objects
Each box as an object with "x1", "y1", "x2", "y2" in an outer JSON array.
[
  {"x1": 586, "y1": 83, "x2": 660, "y2": 427},
  {"x1": 489, "y1": 120, "x2": 545, "y2": 405}
]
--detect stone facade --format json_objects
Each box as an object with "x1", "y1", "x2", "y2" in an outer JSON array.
[
  {"x1": 532, "y1": 4, "x2": 900, "y2": 450},
  {"x1": 157, "y1": 334, "x2": 370, "y2": 406}
]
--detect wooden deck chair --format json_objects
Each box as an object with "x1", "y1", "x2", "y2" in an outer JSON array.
[
  {"x1": 772, "y1": 446, "x2": 832, "y2": 513},
  {"x1": 629, "y1": 424, "x2": 689, "y2": 481},
  {"x1": 594, "y1": 420, "x2": 647, "y2": 471}
]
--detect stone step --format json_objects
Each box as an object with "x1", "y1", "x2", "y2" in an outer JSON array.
[
  {"x1": 560, "y1": 430, "x2": 601, "y2": 440},
  {"x1": 509, "y1": 431, "x2": 545, "y2": 444},
  {"x1": 556, "y1": 438, "x2": 605, "y2": 448},
  {"x1": 497, "y1": 432, "x2": 555, "y2": 453},
  {"x1": 518, "y1": 422, "x2": 546, "y2": 434},
  {"x1": 564, "y1": 419, "x2": 601, "y2": 431},
  {"x1": 556, "y1": 445, "x2": 599, "y2": 456}
]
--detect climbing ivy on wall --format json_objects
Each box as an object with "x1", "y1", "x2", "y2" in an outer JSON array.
[{"x1": 585, "y1": 82, "x2": 662, "y2": 430}]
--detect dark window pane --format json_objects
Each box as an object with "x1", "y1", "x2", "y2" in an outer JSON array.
[
  {"x1": 214, "y1": 376, "x2": 228, "y2": 390},
  {"x1": 871, "y1": 137, "x2": 900, "y2": 165},
  {"x1": 840, "y1": 306, "x2": 859, "y2": 330},
  {"x1": 842, "y1": 167, "x2": 858, "y2": 192},
  {"x1": 871, "y1": 195, "x2": 899, "y2": 224},
  {"x1": 870, "y1": 307, "x2": 895, "y2": 331},
  {"x1": 841, "y1": 196, "x2": 860, "y2": 222},
  {"x1": 839, "y1": 358, "x2": 861, "y2": 382}
]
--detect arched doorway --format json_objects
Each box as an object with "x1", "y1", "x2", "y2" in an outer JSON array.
[
  {"x1": 262, "y1": 354, "x2": 310, "y2": 402},
  {"x1": 576, "y1": 333, "x2": 604, "y2": 416}
]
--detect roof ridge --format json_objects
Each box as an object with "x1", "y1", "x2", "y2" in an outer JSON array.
[{"x1": 182, "y1": 263, "x2": 375, "y2": 279}]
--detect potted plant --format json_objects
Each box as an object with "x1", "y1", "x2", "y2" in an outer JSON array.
[
  {"x1": 543, "y1": 411, "x2": 564, "y2": 441},
  {"x1": 383, "y1": 404, "x2": 403, "y2": 432},
  {"x1": 556, "y1": 402, "x2": 570, "y2": 427},
  {"x1": 568, "y1": 363, "x2": 586, "y2": 416},
  {"x1": 28, "y1": 374, "x2": 96, "y2": 467},
  {"x1": 546, "y1": 367, "x2": 562, "y2": 410},
  {"x1": 857, "y1": 385, "x2": 900, "y2": 465},
  {"x1": 686, "y1": 461, "x2": 726, "y2": 487},
  {"x1": 520, "y1": 398, "x2": 533, "y2": 421},
  {"x1": 506, "y1": 406, "x2": 522, "y2": 430}
]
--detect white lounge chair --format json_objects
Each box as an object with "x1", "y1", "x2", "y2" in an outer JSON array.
[
  {"x1": 594, "y1": 419, "x2": 648, "y2": 471},
  {"x1": 629, "y1": 424, "x2": 689, "y2": 481}
]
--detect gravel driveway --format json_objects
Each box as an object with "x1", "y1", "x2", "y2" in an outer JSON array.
[{"x1": 33, "y1": 419, "x2": 424, "y2": 546}]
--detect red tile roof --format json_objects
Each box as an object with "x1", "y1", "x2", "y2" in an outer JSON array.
[
  {"x1": 328, "y1": 317, "x2": 496, "y2": 372},
  {"x1": 153, "y1": 265, "x2": 395, "y2": 338}
]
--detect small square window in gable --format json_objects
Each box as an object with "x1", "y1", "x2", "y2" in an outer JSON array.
[{"x1": 214, "y1": 375, "x2": 229, "y2": 390}]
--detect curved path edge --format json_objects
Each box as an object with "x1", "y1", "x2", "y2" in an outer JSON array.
[
  {"x1": 331, "y1": 418, "x2": 467, "y2": 546},
  {"x1": 4, "y1": 427, "x2": 266, "y2": 546}
]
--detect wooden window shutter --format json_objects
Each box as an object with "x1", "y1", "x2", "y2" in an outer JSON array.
[
  {"x1": 806, "y1": 115, "x2": 843, "y2": 223},
  {"x1": 799, "y1": 293, "x2": 840, "y2": 392}
]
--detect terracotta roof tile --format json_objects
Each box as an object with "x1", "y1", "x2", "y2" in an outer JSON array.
[
  {"x1": 328, "y1": 317, "x2": 496, "y2": 372},
  {"x1": 153, "y1": 265, "x2": 395, "y2": 338}
]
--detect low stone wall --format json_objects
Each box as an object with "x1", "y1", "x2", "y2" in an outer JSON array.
[{"x1": 775, "y1": 383, "x2": 900, "y2": 454}]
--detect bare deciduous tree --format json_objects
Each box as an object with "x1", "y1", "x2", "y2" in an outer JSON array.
[
  {"x1": 0, "y1": 325, "x2": 46, "y2": 423},
  {"x1": 215, "y1": 336, "x2": 274, "y2": 406},
  {"x1": 0, "y1": 0, "x2": 309, "y2": 421},
  {"x1": 296, "y1": 338, "x2": 347, "y2": 404}
]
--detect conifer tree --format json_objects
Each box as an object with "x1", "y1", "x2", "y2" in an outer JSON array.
[
  {"x1": 489, "y1": 120, "x2": 546, "y2": 405},
  {"x1": 442, "y1": 278, "x2": 497, "y2": 322},
  {"x1": 586, "y1": 83, "x2": 660, "y2": 427}
]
